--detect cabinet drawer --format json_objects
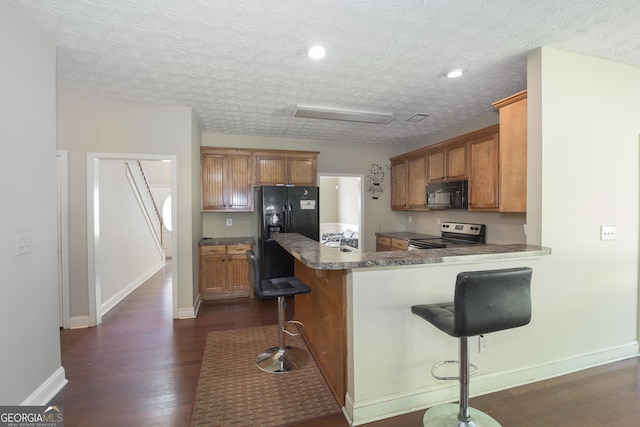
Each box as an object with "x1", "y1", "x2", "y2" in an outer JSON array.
[
  {"x1": 391, "y1": 238, "x2": 409, "y2": 250},
  {"x1": 200, "y1": 245, "x2": 226, "y2": 256},
  {"x1": 376, "y1": 236, "x2": 391, "y2": 246},
  {"x1": 227, "y1": 244, "x2": 252, "y2": 255}
]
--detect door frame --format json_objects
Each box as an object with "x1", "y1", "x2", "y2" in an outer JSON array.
[
  {"x1": 56, "y1": 151, "x2": 70, "y2": 329},
  {"x1": 318, "y1": 173, "x2": 364, "y2": 250},
  {"x1": 87, "y1": 152, "x2": 178, "y2": 326}
]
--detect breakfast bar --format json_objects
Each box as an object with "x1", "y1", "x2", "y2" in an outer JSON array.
[{"x1": 273, "y1": 233, "x2": 551, "y2": 425}]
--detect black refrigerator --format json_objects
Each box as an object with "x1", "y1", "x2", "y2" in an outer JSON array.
[{"x1": 256, "y1": 186, "x2": 319, "y2": 279}]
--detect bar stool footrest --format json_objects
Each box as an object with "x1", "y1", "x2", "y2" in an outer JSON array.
[
  {"x1": 284, "y1": 320, "x2": 305, "y2": 337},
  {"x1": 431, "y1": 360, "x2": 478, "y2": 381}
]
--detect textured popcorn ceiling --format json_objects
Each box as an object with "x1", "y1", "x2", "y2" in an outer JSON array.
[{"x1": 9, "y1": 0, "x2": 640, "y2": 145}]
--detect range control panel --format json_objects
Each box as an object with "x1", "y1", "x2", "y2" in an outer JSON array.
[{"x1": 440, "y1": 222, "x2": 484, "y2": 236}]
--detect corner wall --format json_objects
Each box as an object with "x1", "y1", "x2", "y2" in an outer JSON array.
[
  {"x1": 529, "y1": 47, "x2": 639, "y2": 357},
  {"x1": 57, "y1": 99, "x2": 198, "y2": 322},
  {"x1": 0, "y1": 1, "x2": 66, "y2": 404}
]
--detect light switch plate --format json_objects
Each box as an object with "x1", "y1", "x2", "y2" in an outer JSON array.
[
  {"x1": 600, "y1": 226, "x2": 616, "y2": 240},
  {"x1": 15, "y1": 234, "x2": 31, "y2": 255}
]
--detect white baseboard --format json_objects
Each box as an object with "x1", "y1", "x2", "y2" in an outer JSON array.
[
  {"x1": 176, "y1": 293, "x2": 201, "y2": 319},
  {"x1": 21, "y1": 367, "x2": 68, "y2": 406},
  {"x1": 68, "y1": 315, "x2": 90, "y2": 329},
  {"x1": 101, "y1": 262, "x2": 163, "y2": 315},
  {"x1": 348, "y1": 341, "x2": 640, "y2": 425}
]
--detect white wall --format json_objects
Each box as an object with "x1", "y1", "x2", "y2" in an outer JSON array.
[
  {"x1": 320, "y1": 177, "x2": 339, "y2": 223},
  {"x1": 0, "y1": 1, "x2": 66, "y2": 404},
  {"x1": 57, "y1": 98, "x2": 198, "y2": 322},
  {"x1": 528, "y1": 47, "x2": 640, "y2": 355},
  {"x1": 98, "y1": 159, "x2": 163, "y2": 313},
  {"x1": 338, "y1": 176, "x2": 361, "y2": 229}
]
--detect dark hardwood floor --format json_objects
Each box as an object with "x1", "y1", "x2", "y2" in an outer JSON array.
[{"x1": 51, "y1": 261, "x2": 640, "y2": 426}]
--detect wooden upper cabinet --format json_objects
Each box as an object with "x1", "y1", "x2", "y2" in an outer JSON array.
[
  {"x1": 390, "y1": 153, "x2": 427, "y2": 211},
  {"x1": 468, "y1": 131, "x2": 500, "y2": 211},
  {"x1": 446, "y1": 142, "x2": 467, "y2": 180},
  {"x1": 287, "y1": 155, "x2": 317, "y2": 186},
  {"x1": 493, "y1": 90, "x2": 527, "y2": 213},
  {"x1": 427, "y1": 141, "x2": 467, "y2": 182},
  {"x1": 407, "y1": 154, "x2": 427, "y2": 208},
  {"x1": 201, "y1": 149, "x2": 253, "y2": 212},
  {"x1": 201, "y1": 147, "x2": 319, "y2": 212},
  {"x1": 427, "y1": 149, "x2": 445, "y2": 182},
  {"x1": 255, "y1": 154, "x2": 287, "y2": 185},
  {"x1": 255, "y1": 151, "x2": 318, "y2": 186},
  {"x1": 390, "y1": 158, "x2": 408, "y2": 210}
]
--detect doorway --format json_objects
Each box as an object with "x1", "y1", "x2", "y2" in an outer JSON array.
[
  {"x1": 87, "y1": 153, "x2": 178, "y2": 326},
  {"x1": 318, "y1": 174, "x2": 364, "y2": 250}
]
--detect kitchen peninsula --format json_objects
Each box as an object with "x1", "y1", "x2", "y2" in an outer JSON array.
[{"x1": 273, "y1": 233, "x2": 551, "y2": 425}]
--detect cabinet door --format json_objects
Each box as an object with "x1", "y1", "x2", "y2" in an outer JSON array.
[
  {"x1": 446, "y1": 142, "x2": 467, "y2": 180},
  {"x1": 407, "y1": 154, "x2": 427, "y2": 208},
  {"x1": 468, "y1": 133, "x2": 499, "y2": 211},
  {"x1": 287, "y1": 155, "x2": 317, "y2": 186},
  {"x1": 376, "y1": 236, "x2": 391, "y2": 252},
  {"x1": 226, "y1": 254, "x2": 250, "y2": 292},
  {"x1": 391, "y1": 238, "x2": 408, "y2": 251},
  {"x1": 498, "y1": 94, "x2": 527, "y2": 212},
  {"x1": 427, "y1": 149, "x2": 445, "y2": 182},
  {"x1": 227, "y1": 153, "x2": 253, "y2": 211},
  {"x1": 391, "y1": 159, "x2": 407, "y2": 210},
  {"x1": 201, "y1": 153, "x2": 226, "y2": 211},
  {"x1": 255, "y1": 155, "x2": 287, "y2": 186},
  {"x1": 200, "y1": 253, "x2": 226, "y2": 296},
  {"x1": 201, "y1": 150, "x2": 253, "y2": 212}
]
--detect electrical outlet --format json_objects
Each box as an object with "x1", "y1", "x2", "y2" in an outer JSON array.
[
  {"x1": 478, "y1": 335, "x2": 489, "y2": 353},
  {"x1": 436, "y1": 218, "x2": 441, "y2": 225},
  {"x1": 226, "y1": 218, "x2": 232, "y2": 227},
  {"x1": 408, "y1": 216, "x2": 413, "y2": 223}
]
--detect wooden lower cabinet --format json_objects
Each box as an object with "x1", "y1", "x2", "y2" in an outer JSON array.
[
  {"x1": 376, "y1": 236, "x2": 391, "y2": 252},
  {"x1": 200, "y1": 243, "x2": 253, "y2": 299},
  {"x1": 391, "y1": 238, "x2": 408, "y2": 251},
  {"x1": 376, "y1": 236, "x2": 409, "y2": 251}
]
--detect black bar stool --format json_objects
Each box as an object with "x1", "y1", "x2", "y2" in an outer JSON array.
[
  {"x1": 246, "y1": 250, "x2": 311, "y2": 373},
  {"x1": 411, "y1": 267, "x2": 533, "y2": 426}
]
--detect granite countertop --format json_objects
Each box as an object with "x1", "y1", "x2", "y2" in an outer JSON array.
[
  {"x1": 375, "y1": 231, "x2": 438, "y2": 240},
  {"x1": 273, "y1": 233, "x2": 551, "y2": 270},
  {"x1": 199, "y1": 236, "x2": 255, "y2": 246}
]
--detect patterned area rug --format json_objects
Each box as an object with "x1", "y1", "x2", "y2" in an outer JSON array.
[{"x1": 190, "y1": 325, "x2": 342, "y2": 426}]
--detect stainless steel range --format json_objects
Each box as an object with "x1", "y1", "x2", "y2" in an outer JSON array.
[{"x1": 408, "y1": 222, "x2": 486, "y2": 250}]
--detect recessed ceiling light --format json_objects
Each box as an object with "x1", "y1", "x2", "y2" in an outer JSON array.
[
  {"x1": 308, "y1": 45, "x2": 326, "y2": 60},
  {"x1": 447, "y1": 68, "x2": 463, "y2": 78}
]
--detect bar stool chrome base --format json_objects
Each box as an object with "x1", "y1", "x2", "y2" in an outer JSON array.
[
  {"x1": 256, "y1": 346, "x2": 309, "y2": 373},
  {"x1": 422, "y1": 403, "x2": 501, "y2": 427}
]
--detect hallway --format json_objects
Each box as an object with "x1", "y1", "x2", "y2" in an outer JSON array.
[{"x1": 50, "y1": 261, "x2": 291, "y2": 426}]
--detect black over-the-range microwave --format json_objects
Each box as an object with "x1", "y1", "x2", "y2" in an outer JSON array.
[{"x1": 425, "y1": 180, "x2": 468, "y2": 210}]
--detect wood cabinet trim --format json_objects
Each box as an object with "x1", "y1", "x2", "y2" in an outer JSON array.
[{"x1": 492, "y1": 89, "x2": 527, "y2": 109}]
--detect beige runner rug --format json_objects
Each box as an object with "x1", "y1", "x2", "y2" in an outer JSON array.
[{"x1": 190, "y1": 325, "x2": 342, "y2": 426}]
